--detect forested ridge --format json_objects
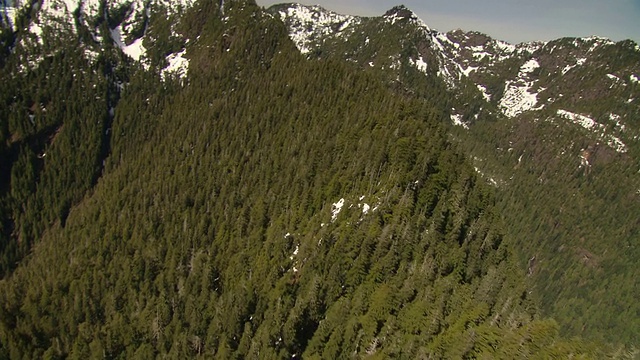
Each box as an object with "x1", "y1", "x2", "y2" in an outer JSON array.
[
  {"x1": 0, "y1": 0, "x2": 637, "y2": 358},
  {"x1": 271, "y1": 3, "x2": 640, "y2": 348}
]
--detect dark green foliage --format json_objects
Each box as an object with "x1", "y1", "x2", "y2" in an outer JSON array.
[
  {"x1": 267, "y1": 3, "x2": 640, "y2": 347},
  {"x1": 0, "y1": 0, "x2": 632, "y2": 358},
  {"x1": 451, "y1": 110, "x2": 640, "y2": 346}
]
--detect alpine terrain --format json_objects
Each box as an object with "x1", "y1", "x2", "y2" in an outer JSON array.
[{"x1": 0, "y1": 0, "x2": 637, "y2": 358}]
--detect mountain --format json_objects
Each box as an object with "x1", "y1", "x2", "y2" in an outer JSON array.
[
  {"x1": 0, "y1": 0, "x2": 638, "y2": 357},
  {"x1": 269, "y1": 2, "x2": 640, "y2": 346}
]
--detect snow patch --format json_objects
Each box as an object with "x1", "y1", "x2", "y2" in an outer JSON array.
[
  {"x1": 476, "y1": 84, "x2": 491, "y2": 102},
  {"x1": 557, "y1": 110, "x2": 598, "y2": 130},
  {"x1": 384, "y1": 12, "x2": 401, "y2": 25},
  {"x1": 409, "y1": 55, "x2": 427, "y2": 73},
  {"x1": 499, "y1": 59, "x2": 541, "y2": 117},
  {"x1": 472, "y1": 51, "x2": 491, "y2": 60},
  {"x1": 110, "y1": 26, "x2": 146, "y2": 62},
  {"x1": 161, "y1": 48, "x2": 189, "y2": 81},
  {"x1": 631, "y1": 74, "x2": 640, "y2": 84},
  {"x1": 461, "y1": 65, "x2": 478, "y2": 76},
  {"x1": 331, "y1": 198, "x2": 344, "y2": 222},
  {"x1": 609, "y1": 113, "x2": 625, "y2": 132},
  {"x1": 606, "y1": 74, "x2": 619, "y2": 81},
  {"x1": 473, "y1": 166, "x2": 499, "y2": 187},
  {"x1": 561, "y1": 64, "x2": 575, "y2": 75},
  {"x1": 520, "y1": 59, "x2": 540, "y2": 73},
  {"x1": 450, "y1": 113, "x2": 468, "y2": 129}
]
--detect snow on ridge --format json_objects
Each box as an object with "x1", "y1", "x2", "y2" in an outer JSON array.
[
  {"x1": 117, "y1": 0, "x2": 146, "y2": 35},
  {"x1": 582, "y1": 35, "x2": 614, "y2": 52},
  {"x1": 495, "y1": 40, "x2": 516, "y2": 53},
  {"x1": 430, "y1": 33, "x2": 462, "y2": 88},
  {"x1": 434, "y1": 32, "x2": 459, "y2": 49},
  {"x1": 436, "y1": 62, "x2": 456, "y2": 88},
  {"x1": 516, "y1": 41, "x2": 545, "y2": 55},
  {"x1": 383, "y1": 6, "x2": 430, "y2": 31},
  {"x1": 45, "y1": 0, "x2": 78, "y2": 21},
  {"x1": 29, "y1": 21, "x2": 43, "y2": 43},
  {"x1": 499, "y1": 79, "x2": 538, "y2": 117},
  {"x1": 604, "y1": 137, "x2": 626, "y2": 154},
  {"x1": 278, "y1": 4, "x2": 359, "y2": 55},
  {"x1": 556, "y1": 110, "x2": 627, "y2": 153},
  {"x1": 557, "y1": 110, "x2": 598, "y2": 130},
  {"x1": 383, "y1": 12, "x2": 401, "y2": 26},
  {"x1": 22, "y1": 0, "x2": 192, "y2": 48}
]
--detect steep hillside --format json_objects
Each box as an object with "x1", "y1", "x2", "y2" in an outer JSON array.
[
  {"x1": 0, "y1": 0, "x2": 199, "y2": 274},
  {"x1": 269, "y1": 2, "x2": 640, "y2": 346},
  {"x1": 0, "y1": 0, "x2": 624, "y2": 358}
]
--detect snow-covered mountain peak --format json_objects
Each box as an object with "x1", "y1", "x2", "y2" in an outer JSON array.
[
  {"x1": 383, "y1": 4, "x2": 430, "y2": 31},
  {"x1": 2, "y1": 0, "x2": 198, "y2": 69},
  {"x1": 272, "y1": 3, "x2": 360, "y2": 55}
]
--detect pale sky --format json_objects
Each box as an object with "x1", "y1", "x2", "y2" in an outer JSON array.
[{"x1": 256, "y1": 0, "x2": 640, "y2": 44}]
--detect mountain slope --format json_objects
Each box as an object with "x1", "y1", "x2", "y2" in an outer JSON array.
[
  {"x1": 0, "y1": 0, "x2": 200, "y2": 274},
  {"x1": 268, "y1": 2, "x2": 640, "y2": 347},
  {"x1": 0, "y1": 0, "x2": 620, "y2": 358}
]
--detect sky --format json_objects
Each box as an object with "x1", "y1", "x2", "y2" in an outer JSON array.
[{"x1": 256, "y1": 0, "x2": 640, "y2": 44}]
